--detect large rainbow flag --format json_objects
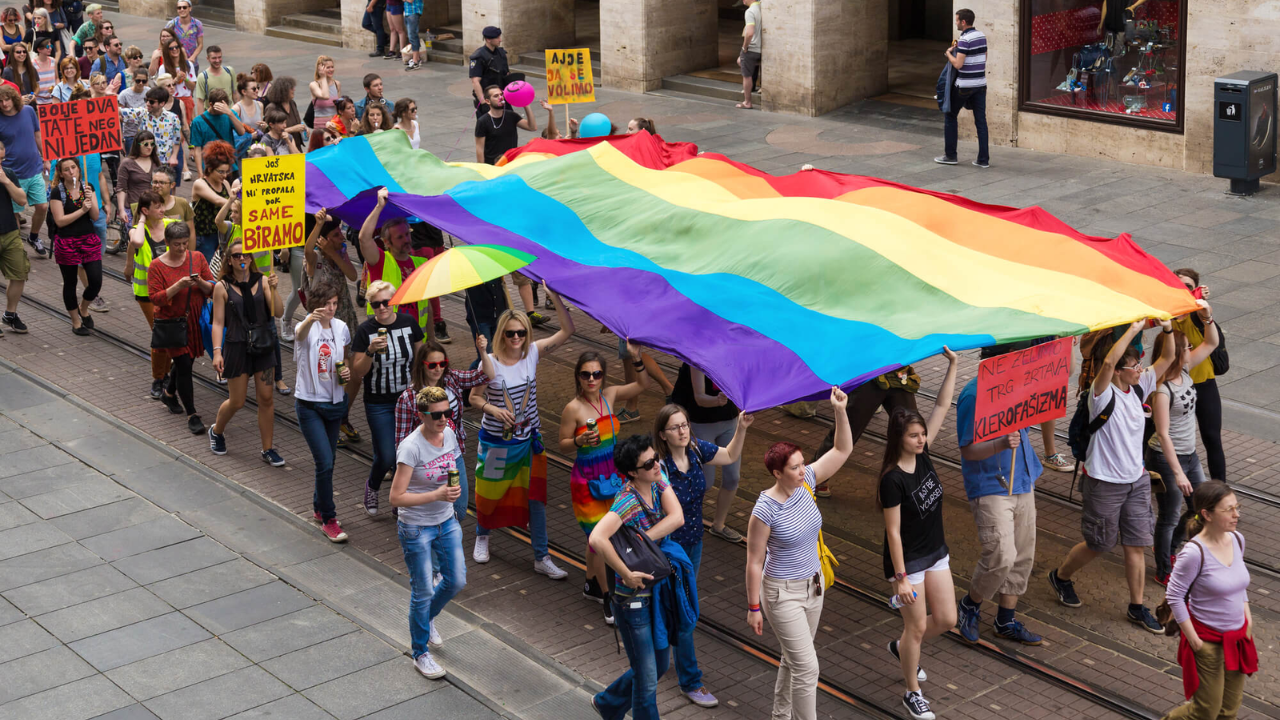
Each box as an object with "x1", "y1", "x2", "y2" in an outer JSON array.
[{"x1": 306, "y1": 131, "x2": 1199, "y2": 412}]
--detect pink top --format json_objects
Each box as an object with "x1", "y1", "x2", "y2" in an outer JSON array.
[{"x1": 1166, "y1": 532, "x2": 1250, "y2": 632}]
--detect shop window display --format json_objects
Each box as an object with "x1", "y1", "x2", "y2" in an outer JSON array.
[{"x1": 1021, "y1": 0, "x2": 1185, "y2": 129}]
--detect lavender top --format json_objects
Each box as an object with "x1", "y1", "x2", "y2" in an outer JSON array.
[{"x1": 1166, "y1": 533, "x2": 1250, "y2": 631}]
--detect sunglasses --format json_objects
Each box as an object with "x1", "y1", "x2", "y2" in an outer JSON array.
[
  {"x1": 368, "y1": 299, "x2": 391, "y2": 309},
  {"x1": 577, "y1": 370, "x2": 604, "y2": 381},
  {"x1": 424, "y1": 360, "x2": 449, "y2": 370},
  {"x1": 504, "y1": 329, "x2": 528, "y2": 338},
  {"x1": 422, "y1": 410, "x2": 447, "y2": 420},
  {"x1": 229, "y1": 252, "x2": 246, "y2": 260},
  {"x1": 636, "y1": 457, "x2": 660, "y2": 472}
]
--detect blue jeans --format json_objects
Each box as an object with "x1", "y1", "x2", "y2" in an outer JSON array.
[
  {"x1": 1148, "y1": 448, "x2": 1206, "y2": 577},
  {"x1": 405, "y1": 13, "x2": 421, "y2": 52},
  {"x1": 432, "y1": 454, "x2": 472, "y2": 572},
  {"x1": 173, "y1": 148, "x2": 183, "y2": 189},
  {"x1": 365, "y1": 400, "x2": 398, "y2": 494},
  {"x1": 944, "y1": 85, "x2": 989, "y2": 164},
  {"x1": 476, "y1": 498, "x2": 548, "y2": 560},
  {"x1": 673, "y1": 540, "x2": 703, "y2": 692},
  {"x1": 399, "y1": 517, "x2": 466, "y2": 659},
  {"x1": 362, "y1": 7, "x2": 388, "y2": 52},
  {"x1": 595, "y1": 593, "x2": 670, "y2": 720},
  {"x1": 467, "y1": 319, "x2": 495, "y2": 370},
  {"x1": 196, "y1": 234, "x2": 219, "y2": 262},
  {"x1": 296, "y1": 399, "x2": 345, "y2": 521}
]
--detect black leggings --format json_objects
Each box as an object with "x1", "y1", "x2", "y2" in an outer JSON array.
[
  {"x1": 1194, "y1": 377, "x2": 1226, "y2": 481},
  {"x1": 166, "y1": 354, "x2": 197, "y2": 415},
  {"x1": 812, "y1": 383, "x2": 919, "y2": 464},
  {"x1": 59, "y1": 260, "x2": 102, "y2": 312}
]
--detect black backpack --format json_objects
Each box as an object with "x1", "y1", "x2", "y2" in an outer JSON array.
[{"x1": 1067, "y1": 386, "x2": 1145, "y2": 461}]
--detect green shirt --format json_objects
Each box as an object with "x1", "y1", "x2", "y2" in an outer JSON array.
[
  {"x1": 194, "y1": 65, "x2": 236, "y2": 103},
  {"x1": 74, "y1": 20, "x2": 97, "y2": 46}
]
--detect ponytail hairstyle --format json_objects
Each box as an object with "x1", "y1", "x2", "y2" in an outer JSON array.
[
  {"x1": 1182, "y1": 480, "x2": 1236, "y2": 539},
  {"x1": 877, "y1": 406, "x2": 928, "y2": 507}
]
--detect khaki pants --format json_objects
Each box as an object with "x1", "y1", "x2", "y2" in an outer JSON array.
[
  {"x1": 761, "y1": 574, "x2": 824, "y2": 720},
  {"x1": 1163, "y1": 641, "x2": 1246, "y2": 720},
  {"x1": 969, "y1": 491, "x2": 1037, "y2": 599}
]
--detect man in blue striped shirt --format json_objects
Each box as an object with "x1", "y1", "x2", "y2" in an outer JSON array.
[{"x1": 936, "y1": 9, "x2": 990, "y2": 168}]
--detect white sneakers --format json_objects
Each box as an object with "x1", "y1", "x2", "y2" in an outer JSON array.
[
  {"x1": 429, "y1": 621, "x2": 443, "y2": 647},
  {"x1": 414, "y1": 652, "x2": 446, "y2": 680},
  {"x1": 473, "y1": 536, "x2": 490, "y2": 563},
  {"x1": 534, "y1": 556, "x2": 568, "y2": 580}
]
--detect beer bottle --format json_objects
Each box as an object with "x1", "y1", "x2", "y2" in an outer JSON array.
[{"x1": 377, "y1": 327, "x2": 388, "y2": 355}]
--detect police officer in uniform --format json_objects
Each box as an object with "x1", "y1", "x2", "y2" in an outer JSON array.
[{"x1": 469, "y1": 26, "x2": 522, "y2": 117}]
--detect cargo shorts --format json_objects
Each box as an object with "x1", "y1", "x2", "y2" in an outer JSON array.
[{"x1": 1080, "y1": 473, "x2": 1154, "y2": 552}]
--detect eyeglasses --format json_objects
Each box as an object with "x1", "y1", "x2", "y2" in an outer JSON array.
[
  {"x1": 504, "y1": 329, "x2": 527, "y2": 338},
  {"x1": 424, "y1": 360, "x2": 449, "y2": 370},
  {"x1": 664, "y1": 422, "x2": 690, "y2": 433},
  {"x1": 151, "y1": 178, "x2": 172, "y2": 185},
  {"x1": 636, "y1": 457, "x2": 660, "y2": 472},
  {"x1": 577, "y1": 370, "x2": 603, "y2": 381},
  {"x1": 228, "y1": 252, "x2": 246, "y2": 260},
  {"x1": 368, "y1": 299, "x2": 391, "y2": 309},
  {"x1": 1119, "y1": 364, "x2": 1143, "y2": 372}
]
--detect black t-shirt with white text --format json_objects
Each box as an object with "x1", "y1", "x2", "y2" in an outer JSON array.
[
  {"x1": 880, "y1": 446, "x2": 948, "y2": 579},
  {"x1": 475, "y1": 109, "x2": 521, "y2": 165},
  {"x1": 352, "y1": 314, "x2": 424, "y2": 404}
]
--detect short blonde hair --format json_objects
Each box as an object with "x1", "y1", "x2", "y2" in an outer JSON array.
[
  {"x1": 366, "y1": 279, "x2": 395, "y2": 300},
  {"x1": 415, "y1": 385, "x2": 448, "y2": 411},
  {"x1": 495, "y1": 309, "x2": 533, "y2": 360}
]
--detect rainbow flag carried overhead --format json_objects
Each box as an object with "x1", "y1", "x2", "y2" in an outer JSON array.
[{"x1": 306, "y1": 131, "x2": 1199, "y2": 412}]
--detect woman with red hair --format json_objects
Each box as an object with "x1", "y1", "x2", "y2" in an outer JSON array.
[
  {"x1": 744, "y1": 386, "x2": 852, "y2": 720},
  {"x1": 191, "y1": 139, "x2": 234, "y2": 261}
]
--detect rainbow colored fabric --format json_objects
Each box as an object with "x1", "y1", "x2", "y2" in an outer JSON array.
[
  {"x1": 306, "y1": 131, "x2": 1199, "y2": 412},
  {"x1": 569, "y1": 413, "x2": 622, "y2": 537},
  {"x1": 475, "y1": 429, "x2": 548, "y2": 530}
]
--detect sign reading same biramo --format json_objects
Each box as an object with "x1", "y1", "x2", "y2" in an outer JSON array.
[
  {"x1": 241, "y1": 154, "x2": 306, "y2": 253},
  {"x1": 545, "y1": 48, "x2": 595, "y2": 104},
  {"x1": 972, "y1": 337, "x2": 1072, "y2": 444}
]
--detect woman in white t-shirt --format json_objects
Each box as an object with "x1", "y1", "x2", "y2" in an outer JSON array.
[
  {"x1": 392, "y1": 98, "x2": 419, "y2": 149},
  {"x1": 467, "y1": 293, "x2": 574, "y2": 576},
  {"x1": 390, "y1": 385, "x2": 466, "y2": 682},
  {"x1": 293, "y1": 283, "x2": 352, "y2": 544}
]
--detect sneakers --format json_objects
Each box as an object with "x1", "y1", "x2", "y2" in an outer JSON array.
[
  {"x1": 405, "y1": 60, "x2": 421, "y2": 71},
  {"x1": 933, "y1": 156, "x2": 959, "y2": 165},
  {"x1": 434, "y1": 320, "x2": 451, "y2": 343},
  {"x1": 583, "y1": 577, "x2": 606, "y2": 604},
  {"x1": 473, "y1": 536, "x2": 490, "y2": 563},
  {"x1": 956, "y1": 598, "x2": 981, "y2": 644},
  {"x1": 1155, "y1": 572, "x2": 1170, "y2": 587},
  {"x1": 2, "y1": 312, "x2": 28, "y2": 333},
  {"x1": 707, "y1": 525, "x2": 743, "y2": 543},
  {"x1": 616, "y1": 408, "x2": 641, "y2": 424},
  {"x1": 320, "y1": 518, "x2": 348, "y2": 543},
  {"x1": 1042, "y1": 452, "x2": 1074, "y2": 472},
  {"x1": 161, "y1": 392, "x2": 184, "y2": 414},
  {"x1": 364, "y1": 485, "x2": 379, "y2": 516},
  {"x1": 888, "y1": 640, "x2": 927, "y2": 682},
  {"x1": 72, "y1": 324, "x2": 92, "y2": 336},
  {"x1": 1048, "y1": 569, "x2": 1082, "y2": 608},
  {"x1": 150, "y1": 379, "x2": 164, "y2": 400},
  {"x1": 25, "y1": 234, "x2": 48, "y2": 258},
  {"x1": 281, "y1": 323, "x2": 294, "y2": 342},
  {"x1": 684, "y1": 687, "x2": 719, "y2": 708},
  {"x1": 544, "y1": 296, "x2": 554, "y2": 310},
  {"x1": 182, "y1": 170, "x2": 193, "y2": 181},
  {"x1": 208, "y1": 426, "x2": 227, "y2": 455},
  {"x1": 90, "y1": 296, "x2": 109, "y2": 312},
  {"x1": 534, "y1": 556, "x2": 568, "y2": 580},
  {"x1": 340, "y1": 423, "x2": 361, "y2": 443},
  {"x1": 814, "y1": 483, "x2": 832, "y2": 499},
  {"x1": 526, "y1": 311, "x2": 550, "y2": 327},
  {"x1": 972, "y1": 160, "x2": 990, "y2": 169},
  {"x1": 903, "y1": 690, "x2": 935, "y2": 720},
  {"x1": 187, "y1": 414, "x2": 205, "y2": 434},
  {"x1": 262, "y1": 448, "x2": 286, "y2": 467},
  {"x1": 429, "y1": 620, "x2": 443, "y2": 647},
  {"x1": 603, "y1": 595, "x2": 615, "y2": 626},
  {"x1": 414, "y1": 652, "x2": 446, "y2": 679},
  {"x1": 994, "y1": 618, "x2": 1043, "y2": 645},
  {"x1": 1128, "y1": 604, "x2": 1163, "y2": 634}
]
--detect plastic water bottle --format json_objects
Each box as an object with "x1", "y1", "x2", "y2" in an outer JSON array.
[{"x1": 888, "y1": 591, "x2": 918, "y2": 610}]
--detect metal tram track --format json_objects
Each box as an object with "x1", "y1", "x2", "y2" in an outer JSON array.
[{"x1": 6, "y1": 279, "x2": 1157, "y2": 720}]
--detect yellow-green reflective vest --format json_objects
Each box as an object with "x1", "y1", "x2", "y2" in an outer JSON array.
[
  {"x1": 366, "y1": 250, "x2": 429, "y2": 333},
  {"x1": 131, "y1": 218, "x2": 177, "y2": 298}
]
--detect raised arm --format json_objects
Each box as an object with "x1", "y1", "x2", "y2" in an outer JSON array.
[
  {"x1": 925, "y1": 348, "x2": 959, "y2": 443},
  {"x1": 533, "y1": 289, "x2": 574, "y2": 353},
  {"x1": 709, "y1": 412, "x2": 753, "y2": 466},
  {"x1": 809, "y1": 386, "x2": 851, "y2": 483},
  {"x1": 1149, "y1": 319, "x2": 1177, "y2": 380},
  {"x1": 606, "y1": 341, "x2": 650, "y2": 403},
  {"x1": 1186, "y1": 302, "x2": 1219, "y2": 369},
  {"x1": 357, "y1": 188, "x2": 388, "y2": 265},
  {"x1": 516, "y1": 102, "x2": 536, "y2": 132},
  {"x1": 1094, "y1": 321, "x2": 1144, "y2": 397}
]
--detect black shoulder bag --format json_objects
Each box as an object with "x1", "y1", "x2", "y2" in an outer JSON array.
[
  {"x1": 608, "y1": 485, "x2": 672, "y2": 586},
  {"x1": 151, "y1": 253, "x2": 193, "y2": 349},
  {"x1": 228, "y1": 277, "x2": 274, "y2": 356}
]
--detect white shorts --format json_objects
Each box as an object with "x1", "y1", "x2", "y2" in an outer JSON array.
[{"x1": 903, "y1": 554, "x2": 950, "y2": 587}]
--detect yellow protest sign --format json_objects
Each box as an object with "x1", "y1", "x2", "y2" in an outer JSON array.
[
  {"x1": 545, "y1": 48, "x2": 595, "y2": 104},
  {"x1": 241, "y1": 154, "x2": 306, "y2": 253}
]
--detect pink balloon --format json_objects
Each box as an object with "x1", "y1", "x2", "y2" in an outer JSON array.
[{"x1": 503, "y1": 81, "x2": 536, "y2": 108}]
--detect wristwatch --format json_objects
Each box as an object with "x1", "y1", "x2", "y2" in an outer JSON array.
[
  {"x1": 894, "y1": 571, "x2": 907, "y2": 581},
  {"x1": 364, "y1": 349, "x2": 375, "y2": 357}
]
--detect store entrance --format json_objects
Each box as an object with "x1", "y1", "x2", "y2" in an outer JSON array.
[{"x1": 879, "y1": 0, "x2": 954, "y2": 107}]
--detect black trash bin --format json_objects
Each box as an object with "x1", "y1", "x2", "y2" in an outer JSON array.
[{"x1": 1213, "y1": 71, "x2": 1277, "y2": 195}]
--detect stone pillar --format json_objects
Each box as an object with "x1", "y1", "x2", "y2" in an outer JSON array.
[
  {"x1": 342, "y1": 0, "x2": 373, "y2": 51},
  {"x1": 952, "y1": 0, "x2": 1018, "y2": 150},
  {"x1": 462, "y1": 0, "x2": 574, "y2": 57},
  {"x1": 422, "y1": 0, "x2": 450, "y2": 28},
  {"x1": 599, "y1": 0, "x2": 717, "y2": 93},
  {"x1": 763, "y1": 0, "x2": 889, "y2": 116},
  {"x1": 119, "y1": 0, "x2": 176, "y2": 24}
]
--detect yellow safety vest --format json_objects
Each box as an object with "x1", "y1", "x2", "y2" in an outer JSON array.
[
  {"x1": 367, "y1": 250, "x2": 429, "y2": 333},
  {"x1": 131, "y1": 218, "x2": 177, "y2": 298}
]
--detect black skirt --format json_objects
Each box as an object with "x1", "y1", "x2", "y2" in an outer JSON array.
[{"x1": 221, "y1": 341, "x2": 276, "y2": 380}]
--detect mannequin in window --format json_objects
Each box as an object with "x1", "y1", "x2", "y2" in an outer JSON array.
[{"x1": 1098, "y1": 0, "x2": 1148, "y2": 51}]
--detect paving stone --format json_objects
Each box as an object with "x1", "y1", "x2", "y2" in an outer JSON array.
[
  {"x1": 0, "y1": 674, "x2": 133, "y2": 720},
  {"x1": 89, "y1": 706, "x2": 161, "y2": 720},
  {"x1": 0, "y1": 618, "x2": 59, "y2": 664},
  {"x1": 0, "y1": 542, "x2": 101, "y2": 592},
  {"x1": 2, "y1": 564, "x2": 137, "y2": 616},
  {"x1": 220, "y1": 605, "x2": 360, "y2": 663},
  {"x1": 146, "y1": 558, "x2": 275, "y2": 609},
  {"x1": 18, "y1": 476, "x2": 135, "y2": 519},
  {"x1": 81, "y1": 516, "x2": 204, "y2": 562},
  {"x1": 142, "y1": 666, "x2": 292, "y2": 720},
  {"x1": 111, "y1": 537, "x2": 237, "y2": 585},
  {"x1": 3, "y1": 402, "x2": 116, "y2": 443},
  {"x1": 0, "y1": 596, "x2": 22, "y2": 626},
  {"x1": 302, "y1": 658, "x2": 429, "y2": 720},
  {"x1": 0, "y1": 374, "x2": 60, "y2": 412},
  {"x1": 361, "y1": 687, "x2": 496, "y2": 720},
  {"x1": 261, "y1": 630, "x2": 400, "y2": 690},
  {"x1": 224, "y1": 694, "x2": 335, "y2": 720},
  {"x1": 0, "y1": 500, "x2": 39, "y2": 531},
  {"x1": 50, "y1": 497, "x2": 168, "y2": 541},
  {"x1": 68, "y1": 612, "x2": 210, "y2": 671},
  {"x1": 0, "y1": 428, "x2": 47, "y2": 456},
  {"x1": 0, "y1": 445, "x2": 78, "y2": 481},
  {"x1": 0, "y1": 645, "x2": 97, "y2": 705},
  {"x1": 105, "y1": 638, "x2": 251, "y2": 701},
  {"x1": 108, "y1": 461, "x2": 239, "y2": 514},
  {"x1": 0, "y1": 464, "x2": 109, "y2": 501},
  {"x1": 0, "y1": 522, "x2": 74, "y2": 561},
  {"x1": 183, "y1": 580, "x2": 315, "y2": 635},
  {"x1": 181, "y1": 497, "x2": 325, "y2": 561},
  {"x1": 37, "y1": 586, "x2": 177, "y2": 645},
  {"x1": 417, "y1": 627, "x2": 573, "y2": 712},
  {"x1": 60, "y1": 430, "x2": 173, "y2": 477}
]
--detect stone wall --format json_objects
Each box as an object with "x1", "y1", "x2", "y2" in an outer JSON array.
[
  {"x1": 764, "y1": 0, "x2": 888, "y2": 116},
  {"x1": 463, "y1": 0, "x2": 574, "y2": 57},
  {"x1": 239, "y1": 0, "x2": 335, "y2": 35},
  {"x1": 600, "y1": 0, "x2": 717, "y2": 92}
]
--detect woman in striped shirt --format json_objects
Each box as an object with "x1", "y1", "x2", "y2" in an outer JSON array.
[{"x1": 745, "y1": 386, "x2": 852, "y2": 720}]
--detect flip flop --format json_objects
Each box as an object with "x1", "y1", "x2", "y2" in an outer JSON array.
[{"x1": 735, "y1": 102, "x2": 753, "y2": 109}]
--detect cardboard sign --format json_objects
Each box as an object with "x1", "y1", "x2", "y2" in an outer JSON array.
[
  {"x1": 36, "y1": 96, "x2": 122, "y2": 161},
  {"x1": 972, "y1": 337, "x2": 1072, "y2": 444},
  {"x1": 545, "y1": 48, "x2": 595, "y2": 104},
  {"x1": 241, "y1": 154, "x2": 305, "y2": 253}
]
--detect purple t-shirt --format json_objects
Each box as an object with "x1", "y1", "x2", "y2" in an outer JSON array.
[{"x1": 1166, "y1": 533, "x2": 1250, "y2": 632}]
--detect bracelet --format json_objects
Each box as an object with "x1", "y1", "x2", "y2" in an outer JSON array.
[
  {"x1": 894, "y1": 571, "x2": 907, "y2": 581},
  {"x1": 632, "y1": 360, "x2": 645, "y2": 369},
  {"x1": 1204, "y1": 317, "x2": 1214, "y2": 324},
  {"x1": 1162, "y1": 327, "x2": 1174, "y2": 334},
  {"x1": 213, "y1": 346, "x2": 222, "y2": 351},
  {"x1": 748, "y1": 604, "x2": 761, "y2": 612}
]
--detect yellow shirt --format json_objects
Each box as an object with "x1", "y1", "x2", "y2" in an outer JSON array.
[{"x1": 1174, "y1": 316, "x2": 1214, "y2": 384}]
